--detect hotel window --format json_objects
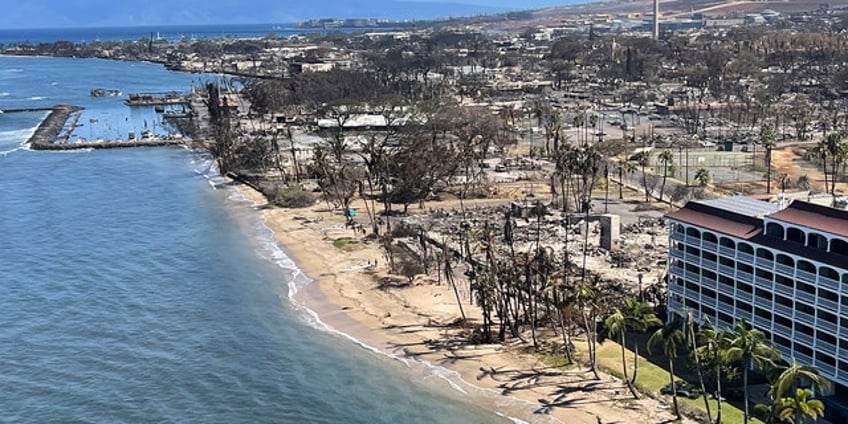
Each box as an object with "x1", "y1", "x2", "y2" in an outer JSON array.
[
  {"x1": 719, "y1": 275, "x2": 734, "y2": 286},
  {"x1": 774, "y1": 334, "x2": 792, "y2": 349},
  {"x1": 702, "y1": 287, "x2": 716, "y2": 300},
  {"x1": 775, "y1": 315, "x2": 793, "y2": 329},
  {"x1": 818, "y1": 309, "x2": 837, "y2": 325},
  {"x1": 686, "y1": 227, "x2": 701, "y2": 239},
  {"x1": 718, "y1": 312, "x2": 733, "y2": 326},
  {"x1": 738, "y1": 242, "x2": 754, "y2": 255},
  {"x1": 719, "y1": 257, "x2": 735, "y2": 269},
  {"x1": 819, "y1": 288, "x2": 838, "y2": 303},
  {"x1": 737, "y1": 282, "x2": 753, "y2": 294},
  {"x1": 816, "y1": 352, "x2": 836, "y2": 367},
  {"x1": 794, "y1": 344, "x2": 814, "y2": 358},
  {"x1": 775, "y1": 294, "x2": 793, "y2": 309},
  {"x1": 719, "y1": 293, "x2": 734, "y2": 308},
  {"x1": 703, "y1": 233, "x2": 718, "y2": 244},
  {"x1": 685, "y1": 298, "x2": 699, "y2": 309},
  {"x1": 703, "y1": 251, "x2": 717, "y2": 263},
  {"x1": 817, "y1": 331, "x2": 837, "y2": 347},
  {"x1": 737, "y1": 301, "x2": 752, "y2": 313},
  {"x1": 787, "y1": 227, "x2": 805, "y2": 244},
  {"x1": 832, "y1": 238, "x2": 848, "y2": 256},
  {"x1": 738, "y1": 263, "x2": 754, "y2": 276},
  {"x1": 754, "y1": 288, "x2": 772, "y2": 301},
  {"x1": 765, "y1": 222, "x2": 784, "y2": 239},
  {"x1": 775, "y1": 275, "x2": 793, "y2": 290},
  {"x1": 796, "y1": 302, "x2": 815, "y2": 318},
  {"x1": 797, "y1": 281, "x2": 816, "y2": 296},
  {"x1": 798, "y1": 260, "x2": 816, "y2": 275},
  {"x1": 686, "y1": 245, "x2": 700, "y2": 256},
  {"x1": 820, "y1": 266, "x2": 839, "y2": 281},
  {"x1": 796, "y1": 323, "x2": 814, "y2": 338},
  {"x1": 775, "y1": 253, "x2": 794, "y2": 268},
  {"x1": 702, "y1": 306, "x2": 715, "y2": 318},
  {"x1": 807, "y1": 232, "x2": 828, "y2": 250},
  {"x1": 755, "y1": 307, "x2": 772, "y2": 321},
  {"x1": 840, "y1": 361, "x2": 848, "y2": 374},
  {"x1": 756, "y1": 248, "x2": 774, "y2": 261}
]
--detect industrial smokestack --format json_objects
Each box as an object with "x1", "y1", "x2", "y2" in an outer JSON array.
[{"x1": 653, "y1": 0, "x2": 659, "y2": 40}]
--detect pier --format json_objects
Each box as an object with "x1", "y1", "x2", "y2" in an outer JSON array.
[
  {"x1": 125, "y1": 92, "x2": 189, "y2": 106},
  {"x1": 22, "y1": 104, "x2": 186, "y2": 151}
]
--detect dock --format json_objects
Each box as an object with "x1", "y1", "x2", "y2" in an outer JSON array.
[
  {"x1": 125, "y1": 92, "x2": 189, "y2": 106},
  {"x1": 24, "y1": 104, "x2": 186, "y2": 151}
]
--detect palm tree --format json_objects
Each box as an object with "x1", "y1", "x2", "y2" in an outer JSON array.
[
  {"x1": 635, "y1": 151, "x2": 651, "y2": 202},
  {"x1": 819, "y1": 132, "x2": 848, "y2": 195},
  {"x1": 617, "y1": 157, "x2": 637, "y2": 199},
  {"x1": 695, "y1": 167, "x2": 711, "y2": 187},
  {"x1": 725, "y1": 319, "x2": 781, "y2": 424},
  {"x1": 697, "y1": 319, "x2": 729, "y2": 424},
  {"x1": 647, "y1": 318, "x2": 686, "y2": 420},
  {"x1": 685, "y1": 311, "x2": 713, "y2": 423},
  {"x1": 604, "y1": 297, "x2": 662, "y2": 399},
  {"x1": 658, "y1": 149, "x2": 675, "y2": 202},
  {"x1": 774, "y1": 388, "x2": 825, "y2": 423},
  {"x1": 762, "y1": 122, "x2": 776, "y2": 194},
  {"x1": 770, "y1": 359, "x2": 830, "y2": 424}
]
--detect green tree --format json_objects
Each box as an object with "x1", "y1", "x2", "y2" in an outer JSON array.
[
  {"x1": 647, "y1": 318, "x2": 686, "y2": 420},
  {"x1": 725, "y1": 319, "x2": 781, "y2": 424},
  {"x1": 658, "y1": 149, "x2": 675, "y2": 202},
  {"x1": 697, "y1": 319, "x2": 729, "y2": 424},
  {"x1": 770, "y1": 359, "x2": 830, "y2": 424},
  {"x1": 815, "y1": 132, "x2": 848, "y2": 195},
  {"x1": 604, "y1": 297, "x2": 662, "y2": 399},
  {"x1": 762, "y1": 122, "x2": 776, "y2": 194},
  {"x1": 695, "y1": 167, "x2": 711, "y2": 187},
  {"x1": 774, "y1": 388, "x2": 825, "y2": 424},
  {"x1": 684, "y1": 311, "x2": 712, "y2": 423}
]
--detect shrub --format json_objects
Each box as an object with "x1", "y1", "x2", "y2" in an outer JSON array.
[{"x1": 268, "y1": 185, "x2": 316, "y2": 208}]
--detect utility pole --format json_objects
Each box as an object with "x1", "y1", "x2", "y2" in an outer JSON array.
[{"x1": 652, "y1": 0, "x2": 660, "y2": 40}]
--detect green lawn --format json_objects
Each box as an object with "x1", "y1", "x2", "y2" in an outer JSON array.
[{"x1": 593, "y1": 341, "x2": 762, "y2": 424}]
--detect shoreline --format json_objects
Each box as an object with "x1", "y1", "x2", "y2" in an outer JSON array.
[{"x1": 233, "y1": 182, "x2": 688, "y2": 424}]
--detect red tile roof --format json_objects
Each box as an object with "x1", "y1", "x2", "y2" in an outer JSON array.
[
  {"x1": 666, "y1": 203, "x2": 763, "y2": 239},
  {"x1": 768, "y1": 201, "x2": 848, "y2": 237}
]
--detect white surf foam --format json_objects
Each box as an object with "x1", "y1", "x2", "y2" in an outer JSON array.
[
  {"x1": 29, "y1": 96, "x2": 46, "y2": 101},
  {"x1": 192, "y1": 157, "x2": 559, "y2": 424}
]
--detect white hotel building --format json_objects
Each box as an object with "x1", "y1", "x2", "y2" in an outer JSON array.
[{"x1": 665, "y1": 196, "x2": 848, "y2": 396}]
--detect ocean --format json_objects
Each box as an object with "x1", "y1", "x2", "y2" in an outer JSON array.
[
  {"x1": 0, "y1": 24, "x2": 381, "y2": 45},
  {"x1": 0, "y1": 57, "x2": 524, "y2": 422}
]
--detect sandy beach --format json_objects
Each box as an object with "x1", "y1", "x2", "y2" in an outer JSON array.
[{"x1": 236, "y1": 184, "x2": 690, "y2": 424}]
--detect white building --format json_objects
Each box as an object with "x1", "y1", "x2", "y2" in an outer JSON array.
[{"x1": 665, "y1": 196, "x2": 848, "y2": 396}]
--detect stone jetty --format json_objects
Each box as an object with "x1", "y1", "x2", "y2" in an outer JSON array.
[{"x1": 21, "y1": 104, "x2": 186, "y2": 151}]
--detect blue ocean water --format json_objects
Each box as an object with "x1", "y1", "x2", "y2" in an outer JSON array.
[
  {"x1": 0, "y1": 57, "x2": 521, "y2": 423},
  {"x1": 0, "y1": 24, "x2": 392, "y2": 46},
  {"x1": 0, "y1": 24, "x2": 303, "y2": 45}
]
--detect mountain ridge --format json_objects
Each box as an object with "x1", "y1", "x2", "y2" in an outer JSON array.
[{"x1": 0, "y1": 0, "x2": 513, "y2": 29}]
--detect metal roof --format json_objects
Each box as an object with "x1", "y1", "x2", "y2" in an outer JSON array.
[{"x1": 699, "y1": 196, "x2": 780, "y2": 218}]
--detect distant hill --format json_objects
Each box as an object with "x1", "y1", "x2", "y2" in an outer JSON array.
[{"x1": 0, "y1": 0, "x2": 509, "y2": 29}]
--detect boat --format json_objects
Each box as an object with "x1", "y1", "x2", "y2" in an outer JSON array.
[
  {"x1": 91, "y1": 88, "x2": 122, "y2": 97},
  {"x1": 154, "y1": 105, "x2": 165, "y2": 113}
]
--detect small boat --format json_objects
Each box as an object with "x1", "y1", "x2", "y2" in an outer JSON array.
[
  {"x1": 154, "y1": 105, "x2": 165, "y2": 113},
  {"x1": 90, "y1": 88, "x2": 122, "y2": 97}
]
